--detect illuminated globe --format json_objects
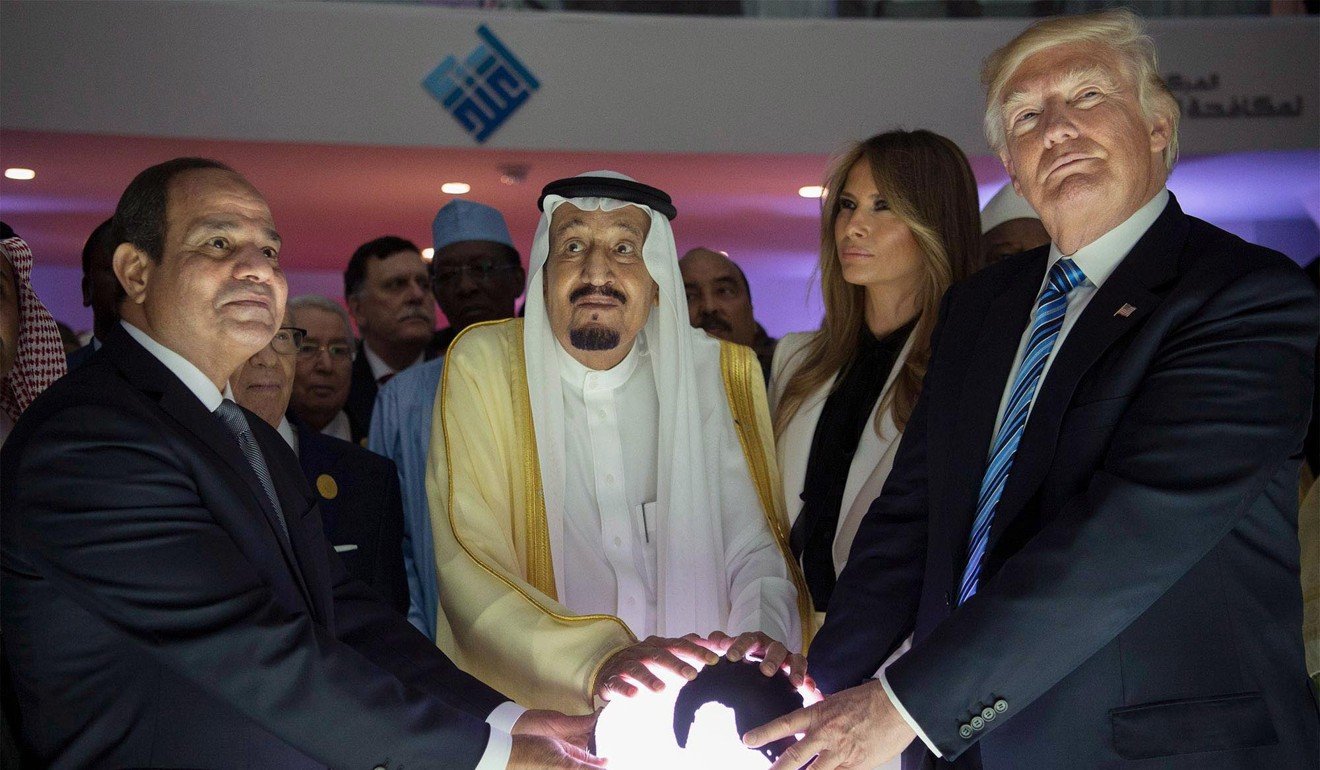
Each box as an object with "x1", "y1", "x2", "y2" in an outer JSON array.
[{"x1": 594, "y1": 657, "x2": 807, "y2": 770}]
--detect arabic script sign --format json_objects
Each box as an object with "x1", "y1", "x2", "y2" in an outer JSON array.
[
  {"x1": 1166, "y1": 72, "x2": 1303, "y2": 120},
  {"x1": 423, "y1": 26, "x2": 540, "y2": 143}
]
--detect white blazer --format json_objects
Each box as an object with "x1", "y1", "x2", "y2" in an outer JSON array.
[
  {"x1": 770, "y1": 329, "x2": 914, "y2": 770},
  {"x1": 769, "y1": 329, "x2": 916, "y2": 578}
]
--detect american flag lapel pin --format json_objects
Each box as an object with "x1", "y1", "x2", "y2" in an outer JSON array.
[{"x1": 1114, "y1": 303, "x2": 1136, "y2": 318}]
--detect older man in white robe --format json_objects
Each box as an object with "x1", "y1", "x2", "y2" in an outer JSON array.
[{"x1": 428, "y1": 172, "x2": 811, "y2": 715}]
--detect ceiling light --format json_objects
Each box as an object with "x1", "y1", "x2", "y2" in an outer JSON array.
[
  {"x1": 441, "y1": 182, "x2": 470, "y2": 195},
  {"x1": 4, "y1": 168, "x2": 35, "y2": 181},
  {"x1": 797, "y1": 185, "x2": 825, "y2": 199},
  {"x1": 422, "y1": 248, "x2": 435, "y2": 261}
]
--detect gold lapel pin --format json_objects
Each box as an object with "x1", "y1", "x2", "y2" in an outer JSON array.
[{"x1": 316, "y1": 474, "x2": 339, "y2": 500}]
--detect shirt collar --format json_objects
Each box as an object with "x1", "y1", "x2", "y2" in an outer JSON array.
[
  {"x1": 362, "y1": 341, "x2": 423, "y2": 382},
  {"x1": 555, "y1": 331, "x2": 646, "y2": 393},
  {"x1": 1047, "y1": 187, "x2": 1169, "y2": 291},
  {"x1": 277, "y1": 416, "x2": 298, "y2": 453},
  {"x1": 121, "y1": 321, "x2": 233, "y2": 411}
]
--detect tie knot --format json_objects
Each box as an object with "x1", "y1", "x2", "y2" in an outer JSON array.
[
  {"x1": 214, "y1": 398, "x2": 251, "y2": 436},
  {"x1": 1046, "y1": 258, "x2": 1087, "y2": 297}
]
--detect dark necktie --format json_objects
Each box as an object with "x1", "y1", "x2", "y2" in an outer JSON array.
[
  {"x1": 958, "y1": 258, "x2": 1087, "y2": 604},
  {"x1": 377, "y1": 372, "x2": 394, "y2": 386},
  {"x1": 214, "y1": 398, "x2": 289, "y2": 543}
]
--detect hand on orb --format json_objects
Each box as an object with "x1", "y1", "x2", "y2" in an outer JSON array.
[
  {"x1": 703, "y1": 630, "x2": 810, "y2": 690},
  {"x1": 741, "y1": 678, "x2": 917, "y2": 770},
  {"x1": 507, "y1": 734, "x2": 607, "y2": 769},
  {"x1": 593, "y1": 635, "x2": 720, "y2": 701},
  {"x1": 512, "y1": 708, "x2": 600, "y2": 750}
]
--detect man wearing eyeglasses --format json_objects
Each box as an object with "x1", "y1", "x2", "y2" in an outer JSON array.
[
  {"x1": 371, "y1": 198, "x2": 525, "y2": 639},
  {"x1": 288, "y1": 294, "x2": 361, "y2": 443},
  {"x1": 429, "y1": 199, "x2": 526, "y2": 354}
]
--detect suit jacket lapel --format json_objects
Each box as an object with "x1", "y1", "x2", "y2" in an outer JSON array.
[
  {"x1": 105, "y1": 328, "x2": 320, "y2": 613},
  {"x1": 987, "y1": 197, "x2": 1186, "y2": 556},
  {"x1": 944, "y1": 251, "x2": 1046, "y2": 569},
  {"x1": 263, "y1": 424, "x2": 330, "y2": 623}
]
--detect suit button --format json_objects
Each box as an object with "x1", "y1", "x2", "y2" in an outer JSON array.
[
  {"x1": 970, "y1": 715, "x2": 985, "y2": 731},
  {"x1": 994, "y1": 698, "x2": 1008, "y2": 713},
  {"x1": 959, "y1": 724, "x2": 974, "y2": 739},
  {"x1": 981, "y1": 707, "x2": 996, "y2": 722},
  {"x1": 373, "y1": 765, "x2": 387, "y2": 770}
]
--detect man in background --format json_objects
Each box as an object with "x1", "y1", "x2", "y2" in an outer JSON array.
[
  {"x1": 66, "y1": 216, "x2": 120, "y2": 370},
  {"x1": 288, "y1": 295, "x2": 359, "y2": 444},
  {"x1": 679, "y1": 247, "x2": 777, "y2": 381},
  {"x1": 429, "y1": 199, "x2": 525, "y2": 354},
  {"x1": 343, "y1": 236, "x2": 435, "y2": 437},
  {"x1": 979, "y1": 182, "x2": 1049, "y2": 264},
  {"x1": 371, "y1": 198, "x2": 523, "y2": 639}
]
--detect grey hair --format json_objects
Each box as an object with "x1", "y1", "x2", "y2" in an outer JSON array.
[
  {"x1": 288, "y1": 294, "x2": 354, "y2": 340},
  {"x1": 981, "y1": 8, "x2": 1180, "y2": 170}
]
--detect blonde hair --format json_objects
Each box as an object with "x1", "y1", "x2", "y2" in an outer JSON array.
[
  {"x1": 773, "y1": 130, "x2": 984, "y2": 439},
  {"x1": 981, "y1": 8, "x2": 1180, "y2": 170}
]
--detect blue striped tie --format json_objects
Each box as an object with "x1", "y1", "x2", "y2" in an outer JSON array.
[
  {"x1": 214, "y1": 398, "x2": 290, "y2": 543},
  {"x1": 957, "y1": 258, "x2": 1087, "y2": 604}
]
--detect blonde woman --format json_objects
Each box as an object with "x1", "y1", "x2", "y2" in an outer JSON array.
[{"x1": 770, "y1": 130, "x2": 983, "y2": 632}]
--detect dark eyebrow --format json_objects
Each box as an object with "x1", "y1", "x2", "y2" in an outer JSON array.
[
  {"x1": 713, "y1": 275, "x2": 740, "y2": 287},
  {"x1": 551, "y1": 217, "x2": 587, "y2": 238},
  {"x1": 193, "y1": 218, "x2": 282, "y2": 245}
]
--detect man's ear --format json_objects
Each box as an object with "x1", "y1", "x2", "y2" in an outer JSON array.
[
  {"x1": 1148, "y1": 112, "x2": 1172, "y2": 157},
  {"x1": 112, "y1": 243, "x2": 151, "y2": 306},
  {"x1": 81, "y1": 275, "x2": 92, "y2": 307},
  {"x1": 652, "y1": 281, "x2": 660, "y2": 308},
  {"x1": 346, "y1": 294, "x2": 364, "y2": 330}
]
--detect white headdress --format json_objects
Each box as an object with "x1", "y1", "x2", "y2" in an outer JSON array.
[{"x1": 522, "y1": 171, "x2": 796, "y2": 643}]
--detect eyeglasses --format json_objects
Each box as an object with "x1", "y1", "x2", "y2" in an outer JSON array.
[
  {"x1": 296, "y1": 339, "x2": 355, "y2": 361},
  {"x1": 431, "y1": 260, "x2": 521, "y2": 286},
  {"x1": 270, "y1": 326, "x2": 307, "y2": 356}
]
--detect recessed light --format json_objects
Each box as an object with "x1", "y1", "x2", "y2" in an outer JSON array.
[
  {"x1": 422, "y1": 248, "x2": 435, "y2": 261},
  {"x1": 4, "y1": 168, "x2": 35, "y2": 181},
  {"x1": 798, "y1": 185, "x2": 825, "y2": 199},
  {"x1": 441, "y1": 182, "x2": 470, "y2": 195}
]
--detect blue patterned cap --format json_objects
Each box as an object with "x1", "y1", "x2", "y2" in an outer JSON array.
[{"x1": 432, "y1": 199, "x2": 514, "y2": 252}]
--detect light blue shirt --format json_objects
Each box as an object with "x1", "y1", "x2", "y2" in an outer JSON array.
[{"x1": 369, "y1": 356, "x2": 445, "y2": 639}]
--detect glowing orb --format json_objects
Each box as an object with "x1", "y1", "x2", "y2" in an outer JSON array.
[{"x1": 594, "y1": 657, "x2": 807, "y2": 770}]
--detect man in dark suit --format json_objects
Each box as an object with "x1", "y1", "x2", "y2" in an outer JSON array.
[
  {"x1": 232, "y1": 311, "x2": 410, "y2": 615},
  {"x1": 343, "y1": 236, "x2": 437, "y2": 438},
  {"x1": 0, "y1": 157, "x2": 601, "y2": 769},
  {"x1": 747, "y1": 11, "x2": 1319, "y2": 770},
  {"x1": 65, "y1": 217, "x2": 119, "y2": 372}
]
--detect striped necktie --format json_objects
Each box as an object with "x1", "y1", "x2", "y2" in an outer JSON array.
[
  {"x1": 214, "y1": 398, "x2": 290, "y2": 543},
  {"x1": 957, "y1": 257, "x2": 1087, "y2": 604}
]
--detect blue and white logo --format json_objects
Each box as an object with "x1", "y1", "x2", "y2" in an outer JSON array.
[{"x1": 423, "y1": 25, "x2": 540, "y2": 144}]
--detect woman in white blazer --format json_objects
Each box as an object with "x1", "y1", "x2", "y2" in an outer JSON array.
[{"x1": 770, "y1": 130, "x2": 984, "y2": 635}]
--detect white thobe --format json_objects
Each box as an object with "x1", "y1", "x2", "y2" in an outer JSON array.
[{"x1": 557, "y1": 337, "x2": 660, "y2": 637}]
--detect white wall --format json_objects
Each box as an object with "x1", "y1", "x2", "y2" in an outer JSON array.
[{"x1": 2, "y1": 1, "x2": 1315, "y2": 157}]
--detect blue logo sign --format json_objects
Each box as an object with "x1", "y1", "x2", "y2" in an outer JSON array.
[{"x1": 423, "y1": 25, "x2": 540, "y2": 144}]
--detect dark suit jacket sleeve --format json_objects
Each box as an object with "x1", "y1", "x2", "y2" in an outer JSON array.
[
  {"x1": 807, "y1": 288, "x2": 955, "y2": 695},
  {"x1": 327, "y1": 519, "x2": 512, "y2": 720},
  {"x1": 883, "y1": 261, "x2": 1317, "y2": 757},
  {"x1": 8, "y1": 404, "x2": 496, "y2": 769}
]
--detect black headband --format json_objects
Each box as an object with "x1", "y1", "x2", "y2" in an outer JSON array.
[{"x1": 537, "y1": 176, "x2": 677, "y2": 221}]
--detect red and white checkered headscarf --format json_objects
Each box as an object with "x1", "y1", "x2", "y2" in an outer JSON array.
[{"x1": 1, "y1": 235, "x2": 67, "y2": 422}]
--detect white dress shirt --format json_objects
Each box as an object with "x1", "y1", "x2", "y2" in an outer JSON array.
[
  {"x1": 321, "y1": 410, "x2": 353, "y2": 442},
  {"x1": 363, "y1": 342, "x2": 423, "y2": 383},
  {"x1": 884, "y1": 188, "x2": 1170, "y2": 758},
  {"x1": 557, "y1": 337, "x2": 661, "y2": 636},
  {"x1": 124, "y1": 321, "x2": 522, "y2": 769}
]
